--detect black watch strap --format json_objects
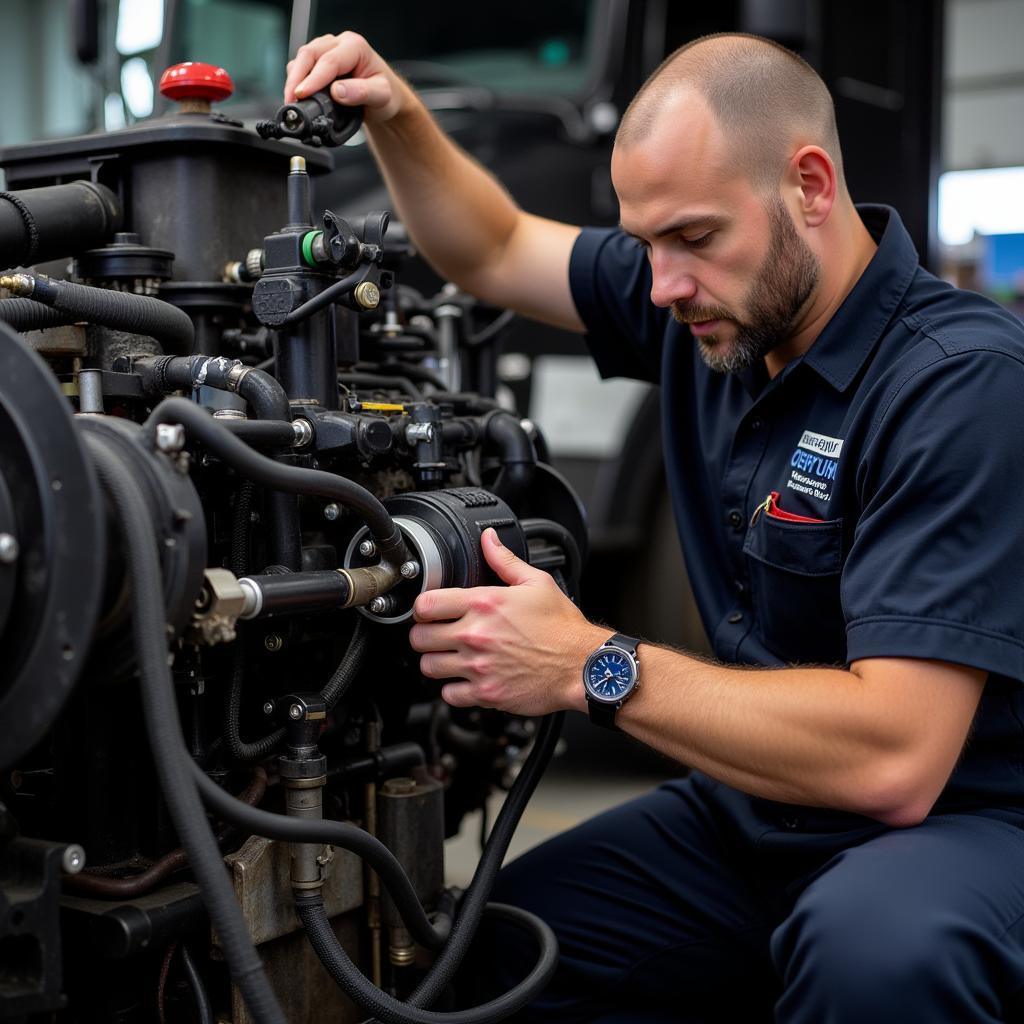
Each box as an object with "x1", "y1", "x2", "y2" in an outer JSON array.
[
  {"x1": 588, "y1": 697, "x2": 621, "y2": 730},
  {"x1": 586, "y1": 633, "x2": 640, "y2": 731},
  {"x1": 607, "y1": 633, "x2": 638, "y2": 657}
]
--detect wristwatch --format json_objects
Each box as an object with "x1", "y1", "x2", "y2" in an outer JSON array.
[{"x1": 583, "y1": 633, "x2": 641, "y2": 729}]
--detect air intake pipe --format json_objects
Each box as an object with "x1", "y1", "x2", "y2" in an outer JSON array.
[{"x1": 0, "y1": 181, "x2": 121, "y2": 269}]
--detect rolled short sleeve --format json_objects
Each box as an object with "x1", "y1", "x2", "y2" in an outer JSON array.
[
  {"x1": 843, "y1": 350, "x2": 1024, "y2": 681},
  {"x1": 568, "y1": 227, "x2": 670, "y2": 383}
]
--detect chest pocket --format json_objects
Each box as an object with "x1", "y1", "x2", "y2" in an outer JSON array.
[{"x1": 742, "y1": 512, "x2": 846, "y2": 664}]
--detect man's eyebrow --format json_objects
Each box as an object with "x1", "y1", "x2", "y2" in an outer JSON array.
[{"x1": 619, "y1": 214, "x2": 728, "y2": 241}]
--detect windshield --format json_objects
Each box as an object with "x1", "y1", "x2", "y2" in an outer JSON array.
[
  {"x1": 311, "y1": 1, "x2": 598, "y2": 96},
  {"x1": 158, "y1": 0, "x2": 598, "y2": 114},
  {"x1": 166, "y1": 0, "x2": 291, "y2": 109}
]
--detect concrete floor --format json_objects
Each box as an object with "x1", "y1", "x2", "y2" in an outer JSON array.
[{"x1": 445, "y1": 718, "x2": 680, "y2": 887}]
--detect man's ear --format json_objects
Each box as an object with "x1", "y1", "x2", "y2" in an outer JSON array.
[{"x1": 787, "y1": 145, "x2": 837, "y2": 228}]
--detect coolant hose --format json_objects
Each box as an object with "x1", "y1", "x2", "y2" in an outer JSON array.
[
  {"x1": 137, "y1": 355, "x2": 299, "y2": 568},
  {"x1": 1, "y1": 272, "x2": 194, "y2": 351},
  {"x1": 143, "y1": 397, "x2": 409, "y2": 579},
  {"x1": 295, "y1": 893, "x2": 557, "y2": 1024},
  {"x1": 84, "y1": 435, "x2": 285, "y2": 1024},
  {"x1": 481, "y1": 411, "x2": 535, "y2": 505},
  {"x1": 0, "y1": 298, "x2": 77, "y2": 331},
  {"x1": 399, "y1": 713, "x2": 563, "y2": 1013},
  {"x1": 522, "y1": 518, "x2": 582, "y2": 597},
  {"x1": 137, "y1": 355, "x2": 290, "y2": 421},
  {"x1": 185, "y1": 758, "x2": 450, "y2": 949}
]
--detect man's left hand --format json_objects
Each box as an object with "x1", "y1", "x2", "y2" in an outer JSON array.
[{"x1": 410, "y1": 528, "x2": 604, "y2": 715}]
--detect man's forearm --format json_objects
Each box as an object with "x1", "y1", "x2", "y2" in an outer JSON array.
[
  {"x1": 365, "y1": 81, "x2": 521, "y2": 301},
  {"x1": 412, "y1": 532, "x2": 985, "y2": 828},
  {"x1": 608, "y1": 645, "x2": 978, "y2": 825}
]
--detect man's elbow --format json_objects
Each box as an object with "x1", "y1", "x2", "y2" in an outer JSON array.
[{"x1": 856, "y1": 758, "x2": 946, "y2": 829}]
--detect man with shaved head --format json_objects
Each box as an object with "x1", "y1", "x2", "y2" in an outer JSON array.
[{"x1": 287, "y1": 30, "x2": 1024, "y2": 1021}]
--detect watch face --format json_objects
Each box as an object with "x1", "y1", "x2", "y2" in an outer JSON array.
[{"x1": 584, "y1": 648, "x2": 636, "y2": 702}]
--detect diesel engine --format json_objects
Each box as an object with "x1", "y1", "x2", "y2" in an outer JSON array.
[{"x1": 0, "y1": 63, "x2": 586, "y2": 1024}]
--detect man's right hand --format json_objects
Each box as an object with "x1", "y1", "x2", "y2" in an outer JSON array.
[{"x1": 284, "y1": 32, "x2": 405, "y2": 122}]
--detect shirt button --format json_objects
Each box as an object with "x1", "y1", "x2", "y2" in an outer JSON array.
[
  {"x1": 750, "y1": 417, "x2": 764, "y2": 431},
  {"x1": 781, "y1": 816, "x2": 802, "y2": 830},
  {"x1": 727, "y1": 611, "x2": 743, "y2": 624},
  {"x1": 727, "y1": 509, "x2": 743, "y2": 529}
]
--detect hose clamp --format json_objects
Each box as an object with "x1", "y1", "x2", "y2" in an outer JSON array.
[{"x1": 226, "y1": 362, "x2": 251, "y2": 393}]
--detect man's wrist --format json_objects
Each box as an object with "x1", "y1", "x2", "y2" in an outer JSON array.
[{"x1": 567, "y1": 622, "x2": 624, "y2": 714}]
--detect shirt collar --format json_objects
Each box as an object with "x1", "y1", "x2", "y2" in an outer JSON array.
[{"x1": 798, "y1": 204, "x2": 920, "y2": 393}]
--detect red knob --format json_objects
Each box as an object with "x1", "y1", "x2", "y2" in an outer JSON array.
[{"x1": 159, "y1": 62, "x2": 234, "y2": 103}]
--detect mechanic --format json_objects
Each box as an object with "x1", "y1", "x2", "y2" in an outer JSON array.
[{"x1": 285, "y1": 32, "x2": 1024, "y2": 1022}]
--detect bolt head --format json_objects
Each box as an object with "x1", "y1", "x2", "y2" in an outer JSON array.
[
  {"x1": 262, "y1": 701, "x2": 275, "y2": 716},
  {"x1": 292, "y1": 417, "x2": 313, "y2": 448},
  {"x1": 0, "y1": 533, "x2": 19, "y2": 564},
  {"x1": 354, "y1": 281, "x2": 380, "y2": 310},
  {"x1": 358, "y1": 538, "x2": 376, "y2": 558},
  {"x1": 399, "y1": 560, "x2": 420, "y2": 580},
  {"x1": 368, "y1": 596, "x2": 388, "y2": 614},
  {"x1": 323, "y1": 503, "x2": 340, "y2": 521},
  {"x1": 288, "y1": 703, "x2": 303, "y2": 720},
  {"x1": 62, "y1": 844, "x2": 86, "y2": 875},
  {"x1": 264, "y1": 634, "x2": 283, "y2": 652}
]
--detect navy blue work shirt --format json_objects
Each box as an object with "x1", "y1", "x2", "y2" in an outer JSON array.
[{"x1": 569, "y1": 205, "x2": 1024, "y2": 813}]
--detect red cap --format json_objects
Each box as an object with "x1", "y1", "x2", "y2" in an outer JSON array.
[{"x1": 159, "y1": 62, "x2": 234, "y2": 103}]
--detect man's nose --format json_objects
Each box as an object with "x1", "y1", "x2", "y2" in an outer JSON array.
[{"x1": 649, "y1": 260, "x2": 698, "y2": 308}]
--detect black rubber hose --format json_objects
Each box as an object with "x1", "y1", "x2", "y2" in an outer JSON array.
[
  {"x1": 0, "y1": 298, "x2": 76, "y2": 331},
  {"x1": 0, "y1": 181, "x2": 121, "y2": 269},
  {"x1": 296, "y1": 893, "x2": 557, "y2": 1024},
  {"x1": 135, "y1": 355, "x2": 291, "y2": 422},
  {"x1": 230, "y1": 480, "x2": 256, "y2": 576},
  {"x1": 401, "y1": 713, "x2": 563, "y2": 1013},
  {"x1": 482, "y1": 411, "x2": 535, "y2": 505},
  {"x1": 466, "y1": 308, "x2": 515, "y2": 347},
  {"x1": 137, "y1": 357, "x2": 300, "y2": 569},
  {"x1": 180, "y1": 944, "x2": 215, "y2": 1024},
  {"x1": 219, "y1": 419, "x2": 296, "y2": 449},
  {"x1": 84, "y1": 435, "x2": 285, "y2": 1024},
  {"x1": 281, "y1": 266, "x2": 365, "y2": 326},
  {"x1": 522, "y1": 518, "x2": 582, "y2": 596},
  {"x1": 319, "y1": 615, "x2": 369, "y2": 709},
  {"x1": 224, "y1": 616, "x2": 368, "y2": 762},
  {"x1": 224, "y1": 644, "x2": 284, "y2": 763},
  {"x1": 142, "y1": 398, "x2": 408, "y2": 572},
  {"x1": 185, "y1": 758, "x2": 449, "y2": 950},
  {"x1": 14, "y1": 273, "x2": 194, "y2": 351}
]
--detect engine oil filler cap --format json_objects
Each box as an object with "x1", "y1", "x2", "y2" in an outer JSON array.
[{"x1": 159, "y1": 62, "x2": 234, "y2": 113}]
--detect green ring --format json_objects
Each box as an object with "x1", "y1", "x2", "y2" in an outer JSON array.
[{"x1": 301, "y1": 230, "x2": 322, "y2": 267}]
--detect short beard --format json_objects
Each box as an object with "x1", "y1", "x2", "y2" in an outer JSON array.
[{"x1": 672, "y1": 197, "x2": 820, "y2": 374}]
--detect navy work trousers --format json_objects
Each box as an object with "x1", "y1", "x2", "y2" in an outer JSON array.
[{"x1": 467, "y1": 774, "x2": 1024, "y2": 1022}]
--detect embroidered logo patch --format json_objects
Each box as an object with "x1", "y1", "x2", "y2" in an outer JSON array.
[{"x1": 786, "y1": 430, "x2": 843, "y2": 503}]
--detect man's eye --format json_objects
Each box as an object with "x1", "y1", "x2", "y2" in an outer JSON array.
[{"x1": 684, "y1": 232, "x2": 713, "y2": 249}]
